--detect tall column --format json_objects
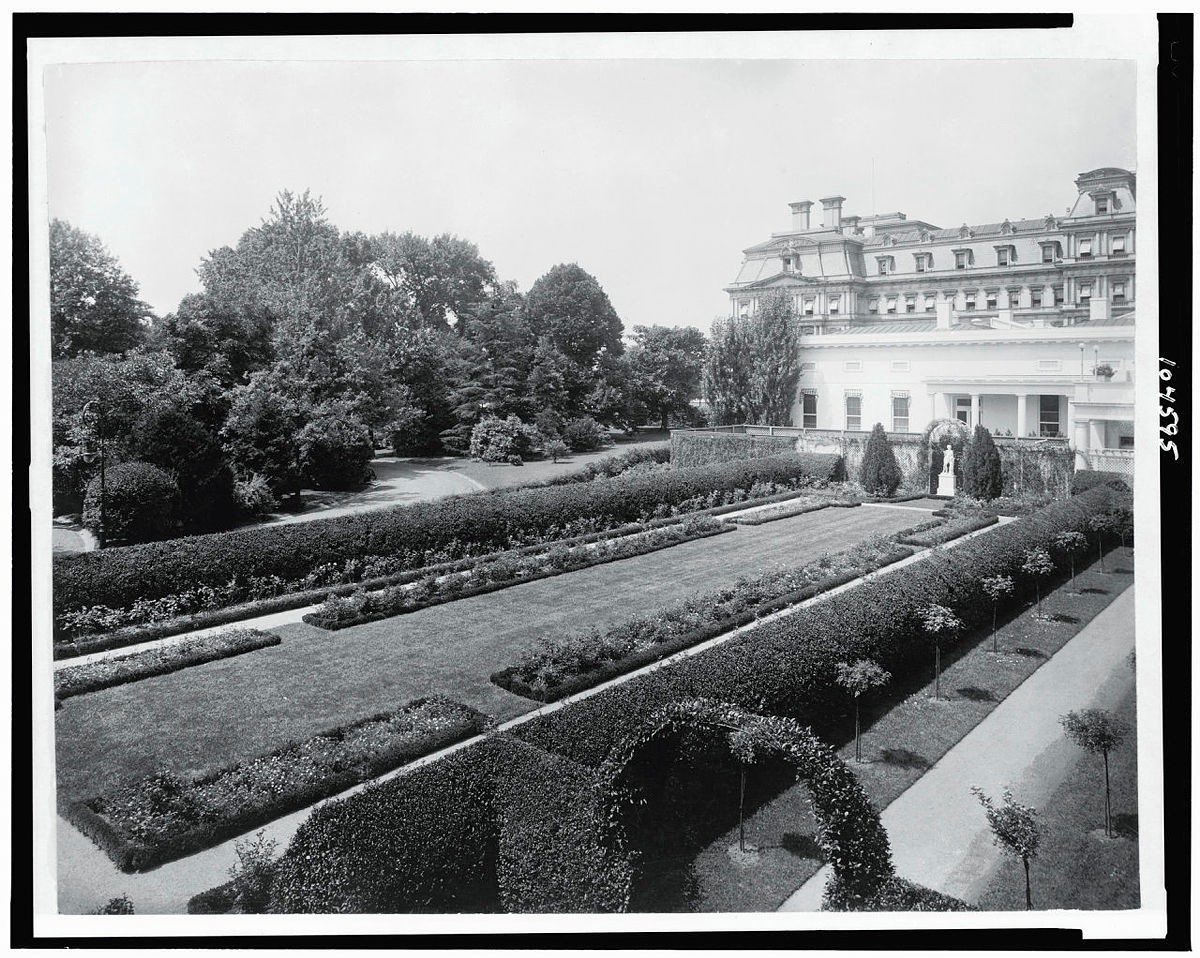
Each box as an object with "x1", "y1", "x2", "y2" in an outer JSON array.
[
  {"x1": 1016, "y1": 393, "x2": 1028, "y2": 438},
  {"x1": 970, "y1": 393, "x2": 981, "y2": 429},
  {"x1": 931, "y1": 391, "x2": 944, "y2": 420},
  {"x1": 1073, "y1": 417, "x2": 1090, "y2": 469}
]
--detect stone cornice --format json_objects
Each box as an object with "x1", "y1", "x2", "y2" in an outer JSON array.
[{"x1": 797, "y1": 326, "x2": 1134, "y2": 349}]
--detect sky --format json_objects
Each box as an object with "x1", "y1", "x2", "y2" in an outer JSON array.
[{"x1": 42, "y1": 56, "x2": 1136, "y2": 332}]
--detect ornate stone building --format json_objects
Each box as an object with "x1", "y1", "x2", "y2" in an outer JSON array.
[{"x1": 724, "y1": 167, "x2": 1136, "y2": 474}]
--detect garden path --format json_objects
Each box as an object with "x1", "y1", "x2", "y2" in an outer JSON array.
[{"x1": 778, "y1": 585, "x2": 1138, "y2": 911}]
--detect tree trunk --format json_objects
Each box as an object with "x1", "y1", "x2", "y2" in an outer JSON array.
[
  {"x1": 1104, "y1": 750, "x2": 1112, "y2": 838},
  {"x1": 854, "y1": 701, "x2": 861, "y2": 763},
  {"x1": 934, "y1": 644, "x2": 941, "y2": 700},
  {"x1": 738, "y1": 765, "x2": 747, "y2": 852},
  {"x1": 1098, "y1": 535, "x2": 1105, "y2": 573},
  {"x1": 661, "y1": 408, "x2": 669, "y2": 433},
  {"x1": 992, "y1": 603, "x2": 998, "y2": 653},
  {"x1": 1023, "y1": 856, "x2": 1032, "y2": 909},
  {"x1": 1070, "y1": 556, "x2": 1075, "y2": 590}
]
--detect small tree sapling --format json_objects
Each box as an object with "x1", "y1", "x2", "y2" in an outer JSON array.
[
  {"x1": 1060, "y1": 709, "x2": 1129, "y2": 838},
  {"x1": 972, "y1": 786, "x2": 1042, "y2": 909},
  {"x1": 920, "y1": 604, "x2": 962, "y2": 700},
  {"x1": 1087, "y1": 513, "x2": 1119, "y2": 573},
  {"x1": 980, "y1": 574, "x2": 1014, "y2": 653},
  {"x1": 1021, "y1": 547, "x2": 1054, "y2": 615},
  {"x1": 835, "y1": 659, "x2": 892, "y2": 763},
  {"x1": 1053, "y1": 531, "x2": 1087, "y2": 590},
  {"x1": 727, "y1": 726, "x2": 759, "y2": 853}
]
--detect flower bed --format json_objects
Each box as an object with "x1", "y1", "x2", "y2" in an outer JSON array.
[
  {"x1": 66, "y1": 696, "x2": 489, "y2": 873},
  {"x1": 55, "y1": 454, "x2": 840, "y2": 631},
  {"x1": 265, "y1": 486, "x2": 1122, "y2": 913},
  {"x1": 54, "y1": 483, "x2": 827, "y2": 659},
  {"x1": 303, "y1": 517, "x2": 734, "y2": 631},
  {"x1": 54, "y1": 455, "x2": 839, "y2": 646},
  {"x1": 54, "y1": 629, "x2": 280, "y2": 701},
  {"x1": 895, "y1": 514, "x2": 999, "y2": 547},
  {"x1": 492, "y1": 536, "x2": 914, "y2": 703},
  {"x1": 728, "y1": 496, "x2": 856, "y2": 526}
]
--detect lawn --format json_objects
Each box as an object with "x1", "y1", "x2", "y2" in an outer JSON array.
[
  {"x1": 657, "y1": 548, "x2": 1136, "y2": 913},
  {"x1": 440, "y1": 435, "x2": 669, "y2": 490},
  {"x1": 973, "y1": 684, "x2": 1139, "y2": 911},
  {"x1": 55, "y1": 503, "x2": 921, "y2": 806}
]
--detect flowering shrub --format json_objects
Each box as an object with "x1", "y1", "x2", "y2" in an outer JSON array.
[
  {"x1": 470, "y1": 415, "x2": 543, "y2": 463},
  {"x1": 54, "y1": 628, "x2": 280, "y2": 700},
  {"x1": 494, "y1": 536, "x2": 912, "y2": 701},
  {"x1": 68, "y1": 697, "x2": 488, "y2": 873}
]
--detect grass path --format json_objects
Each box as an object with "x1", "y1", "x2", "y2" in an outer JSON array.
[{"x1": 54, "y1": 504, "x2": 923, "y2": 807}]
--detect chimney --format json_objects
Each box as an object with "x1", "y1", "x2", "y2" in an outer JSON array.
[
  {"x1": 820, "y1": 195, "x2": 846, "y2": 230},
  {"x1": 842, "y1": 215, "x2": 862, "y2": 234},
  {"x1": 1089, "y1": 296, "x2": 1110, "y2": 322},
  {"x1": 789, "y1": 200, "x2": 813, "y2": 231},
  {"x1": 935, "y1": 300, "x2": 953, "y2": 330}
]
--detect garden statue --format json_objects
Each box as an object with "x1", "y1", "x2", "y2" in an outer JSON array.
[{"x1": 937, "y1": 443, "x2": 957, "y2": 496}]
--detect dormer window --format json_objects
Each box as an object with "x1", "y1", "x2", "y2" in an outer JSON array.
[
  {"x1": 782, "y1": 256, "x2": 795, "y2": 273},
  {"x1": 1078, "y1": 238, "x2": 1093, "y2": 259},
  {"x1": 914, "y1": 252, "x2": 931, "y2": 273},
  {"x1": 876, "y1": 255, "x2": 894, "y2": 275},
  {"x1": 995, "y1": 245, "x2": 1015, "y2": 267},
  {"x1": 1095, "y1": 196, "x2": 1109, "y2": 214},
  {"x1": 953, "y1": 249, "x2": 972, "y2": 270}
]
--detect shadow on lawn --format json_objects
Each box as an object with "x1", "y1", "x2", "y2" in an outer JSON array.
[
  {"x1": 955, "y1": 685, "x2": 997, "y2": 702},
  {"x1": 1111, "y1": 812, "x2": 1139, "y2": 840},
  {"x1": 779, "y1": 832, "x2": 826, "y2": 860},
  {"x1": 876, "y1": 747, "x2": 931, "y2": 770},
  {"x1": 1010, "y1": 646, "x2": 1049, "y2": 659}
]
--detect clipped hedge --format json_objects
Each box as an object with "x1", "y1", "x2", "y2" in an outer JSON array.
[
  {"x1": 895, "y1": 514, "x2": 999, "y2": 547},
  {"x1": 269, "y1": 734, "x2": 627, "y2": 914},
  {"x1": 825, "y1": 876, "x2": 975, "y2": 912},
  {"x1": 54, "y1": 454, "x2": 838, "y2": 626},
  {"x1": 54, "y1": 628, "x2": 280, "y2": 700},
  {"x1": 511, "y1": 484, "x2": 1119, "y2": 768},
  {"x1": 542, "y1": 443, "x2": 671, "y2": 485},
  {"x1": 1071, "y1": 469, "x2": 1132, "y2": 495},
  {"x1": 304, "y1": 517, "x2": 731, "y2": 630},
  {"x1": 266, "y1": 486, "x2": 1118, "y2": 913},
  {"x1": 730, "y1": 496, "x2": 853, "y2": 526},
  {"x1": 670, "y1": 431, "x2": 805, "y2": 469},
  {"x1": 492, "y1": 536, "x2": 912, "y2": 702},
  {"x1": 69, "y1": 696, "x2": 488, "y2": 873}
]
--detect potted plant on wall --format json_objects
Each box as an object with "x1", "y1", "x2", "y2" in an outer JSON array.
[{"x1": 1093, "y1": 363, "x2": 1115, "y2": 381}]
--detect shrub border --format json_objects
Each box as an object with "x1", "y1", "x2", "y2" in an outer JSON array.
[
  {"x1": 896, "y1": 514, "x2": 999, "y2": 547},
  {"x1": 55, "y1": 487, "x2": 821, "y2": 659},
  {"x1": 302, "y1": 521, "x2": 736, "y2": 631},
  {"x1": 66, "y1": 697, "x2": 489, "y2": 873},
  {"x1": 491, "y1": 544, "x2": 913, "y2": 703},
  {"x1": 54, "y1": 629, "x2": 281, "y2": 700}
]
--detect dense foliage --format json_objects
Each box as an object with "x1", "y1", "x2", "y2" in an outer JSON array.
[
  {"x1": 670, "y1": 431, "x2": 803, "y2": 469},
  {"x1": 69, "y1": 697, "x2": 487, "y2": 872},
  {"x1": 859, "y1": 423, "x2": 903, "y2": 496},
  {"x1": 54, "y1": 628, "x2": 280, "y2": 700},
  {"x1": 703, "y1": 292, "x2": 802, "y2": 425},
  {"x1": 83, "y1": 461, "x2": 180, "y2": 544},
  {"x1": 53, "y1": 454, "x2": 833, "y2": 630},
  {"x1": 962, "y1": 424, "x2": 1004, "y2": 500}
]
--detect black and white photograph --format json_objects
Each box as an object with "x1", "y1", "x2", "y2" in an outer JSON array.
[{"x1": 22, "y1": 12, "x2": 1179, "y2": 945}]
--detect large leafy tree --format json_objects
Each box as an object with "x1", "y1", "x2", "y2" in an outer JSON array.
[
  {"x1": 49, "y1": 219, "x2": 152, "y2": 358},
  {"x1": 220, "y1": 370, "x2": 310, "y2": 499},
  {"x1": 371, "y1": 231, "x2": 498, "y2": 330},
  {"x1": 627, "y1": 324, "x2": 707, "y2": 430},
  {"x1": 702, "y1": 294, "x2": 802, "y2": 426},
  {"x1": 153, "y1": 292, "x2": 274, "y2": 387},
  {"x1": 525, "y1": 263, "x2": 625, "y2": 367}
]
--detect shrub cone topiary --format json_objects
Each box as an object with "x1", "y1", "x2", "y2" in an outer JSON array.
[
  {"x1": 962, "y1": 424, "x2": 1004, "y2": 500},
  {"x1": 859, "y1": 423, "x2": 903, "y2": 496}
]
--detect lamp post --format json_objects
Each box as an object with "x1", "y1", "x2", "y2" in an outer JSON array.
[
  {"x1": 1093, "y1": 345, "x2": 1100, "y2": 378},
  {"x1": 1078, "y1": 343, "x2": 1086, "y2": 379},
  {"x1": 81, "y1": 399, "x2": 107, "y2": 549}
]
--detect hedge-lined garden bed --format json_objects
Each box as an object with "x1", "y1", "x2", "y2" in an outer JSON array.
[
  {"x1": 492, "y1": 536, "x2": 913, "y2": 702},
  {"x1": 303, "y1": 517, "x2": 732, "y2": 630},
  {"x1": 894, "y1": 513, "x2": 999, "y2": 547},
  {"x1": 54, "y1": 453, "x2": 840, "y2": 643},
  {"x1": 261, "y1": 485, "x2": 1120, "y2": 913},
  {"x1": 670, "y1": 431, "x2": 801, "y2": 469},
  {"x1": 67, "y1": 696, "x2": 488, "y2": 873},
  {"x1": 729, "y1": 496, "x2": 856, "y2": 526},
  {"x1": 54, "y1": 629, "x2": 280, "y2": 701}
]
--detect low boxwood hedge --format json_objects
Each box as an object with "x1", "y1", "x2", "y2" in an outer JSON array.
[
  {"x1": 303, "y1": 518, "x2": 732, "y2": 630},
  {"x1": 264, "y1": 485, "x2": 1120, "y2": 913},
  {"x1": 729, "y1": 496, "x2": 852, "y2": 526},
  {"x1": 54, "y1": 628, "x2": 280, "y2": 700},
  {"x1": 54, "y1": 454, "x2": 839, "y2": 635},
  {"x1": 492, "y1": 537, "x2": 913, "y2": 702},
  {"x1": 895, "y1": 513, "x2": 999, "y2": 547},
  {"x1": 68, "y1": 696, "x2": 488, "y2": 873}
]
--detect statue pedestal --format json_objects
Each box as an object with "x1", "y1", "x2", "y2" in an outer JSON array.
[{"x1": 936, "y1": 473, "x2": 957, "y2": 497}]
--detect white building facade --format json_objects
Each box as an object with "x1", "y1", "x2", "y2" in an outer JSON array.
[{"x1": 725, "y1": 167, "x2": 1136, "y2": 474}]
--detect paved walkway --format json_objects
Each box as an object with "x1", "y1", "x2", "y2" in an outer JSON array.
[
  {"x1": 779, "y1": 585, "x2": 1136, "y2": 911},
  {"x1": 55, "y1": 508, "x2": 1008, "y2": 914}
]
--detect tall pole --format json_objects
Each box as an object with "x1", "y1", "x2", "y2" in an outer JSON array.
[{"x1": 97, "y1": 410, "x2": 107, "y2": 550}]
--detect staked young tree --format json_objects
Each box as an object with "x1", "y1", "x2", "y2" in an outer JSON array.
[
  {"x1": 50, "y1": 219, "x2": 152, "y2": 358},
  {"x1": 835, "y1": 659, "x2": 892, "y2": 763},
  {"x1": 980, "y1": 574, "x2": 1015, "y2": 652},
  {"x1": 919, "y1": 604, "x2": 962, "y2": 700},
  {"x1": 1060, "y1": 709, "x2": 1129, "y2": 839},
  {"x1": 1020, "y1": 547, "x2": 1054, "y2": 615},
  {"x1": 1053, "y1": 531, "x2": 1088, "y2": 590},
  {"x1": 972, "y1": 787, "x2": 1042, "y2": 909}
]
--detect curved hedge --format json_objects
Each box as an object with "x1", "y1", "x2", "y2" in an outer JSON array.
[{"x1": 54, "y1": 453, "x2": 840, "y2": 621}]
